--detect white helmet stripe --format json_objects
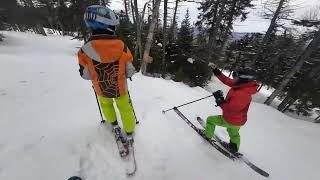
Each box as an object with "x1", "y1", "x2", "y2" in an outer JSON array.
[
  {"x1": 239, "y1": 75, "x2": 255, "y2": 79},
  {"x1": 110, "y1": 11, "x2": 118, "y2": 21},
  {"x1": 96, "y1": 15, "x2": 119, "y2": 26}
]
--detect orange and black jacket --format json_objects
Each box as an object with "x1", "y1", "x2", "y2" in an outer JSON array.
[{"x1": 77, "y1": 34, "x2": 136, "y2": 98}]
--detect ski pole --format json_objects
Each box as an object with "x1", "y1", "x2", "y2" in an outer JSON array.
[
  {"x1": 92, "y1": 86, "x2": 106, "y2": 123},
  {"x1": 162, "y1": 94, "x2": 214, "y2": 114},
  {"x1": 128, "y1": 90, "x2": 139, "y2": 124}
]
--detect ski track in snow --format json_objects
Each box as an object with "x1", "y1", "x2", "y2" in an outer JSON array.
[{"x1": 0, "y1": 31, "x2": 320, "y2": 180}]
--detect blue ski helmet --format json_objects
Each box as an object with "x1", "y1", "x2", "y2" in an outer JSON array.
[{"x1": 84, "y1": 5, "x2": 119, "y2": 32}]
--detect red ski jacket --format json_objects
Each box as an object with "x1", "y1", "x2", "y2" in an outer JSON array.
[{"x1": 217, "y1": 73, "x2": 259, "y2": 126}]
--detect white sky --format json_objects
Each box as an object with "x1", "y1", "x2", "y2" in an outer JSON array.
[{"x1": 110, "y1": 0, "x2": 319, "y2": 33}]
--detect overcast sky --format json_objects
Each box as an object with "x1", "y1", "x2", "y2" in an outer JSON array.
[{"x1": 110, "y1": 0, "x2": 319, "y2": 33}]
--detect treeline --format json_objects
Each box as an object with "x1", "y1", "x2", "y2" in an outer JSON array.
[{"x1": 0, "y1": 0, "x2": 111, "y2": 39}]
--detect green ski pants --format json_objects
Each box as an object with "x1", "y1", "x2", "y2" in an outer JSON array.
[
  {"x1": 98, "y1": 93, "x2": 135, "y2": 134},
  {"x1": 205, "y1": 115, "x2": 241, "y2": 150}
]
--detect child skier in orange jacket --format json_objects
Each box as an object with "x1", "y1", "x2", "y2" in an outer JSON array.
[{"x1": 77, "y1": 5, "x2": 136, "y2": 156}]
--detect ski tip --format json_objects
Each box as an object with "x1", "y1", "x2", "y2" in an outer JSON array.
[{"x1": 68, "y1": 176, "x2": 83, "y2": 180}]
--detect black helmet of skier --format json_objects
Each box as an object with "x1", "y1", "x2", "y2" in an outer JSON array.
[{"x1": 232, "y1": 68, "x2": 257, "y2": 83}]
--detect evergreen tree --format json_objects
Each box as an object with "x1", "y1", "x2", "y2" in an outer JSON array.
[
  {"x1": 177, "y1": 9, "x2": 193, "y2": 54},
  {"x1": 197, "y1": 0, "x2": 254, "y2": 62},
  {"x1": 225, "y1": 31, "x2": 304, "y2": 93},
  {"x1": 165, "y1": 10, "x2": 210, "y2": 87},
  {"x1": 224, "y1": 33, "x2": 262, "y2": 71}
]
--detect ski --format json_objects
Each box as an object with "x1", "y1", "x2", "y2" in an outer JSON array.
[
  {"x1": 113, "y1": 126, "x2": 128, "y2": 157},
  {"x1": 112, "y1": 127, "x2": 137, "y2": 176},
  {"x1": 196, "y1": 116, "x2": 270, "y2": 178},
  {"x1": 124, "y1": 138, "x2": 137, "y2": 176}
]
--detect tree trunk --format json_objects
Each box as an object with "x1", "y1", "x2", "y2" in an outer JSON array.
[
  {"x1": 218, "y1": 0, "x2": 237, "y2": 54},
  {"x1": 277, "y1": 96, "x2": 295, "y2": 112},
  {"x1": 48, "y1": 17, "x2": 54, "y2": 31},
  {"x1": 123, "y1": 0, "x2": 129, "y2": 19},
  {"x1": 57, "y1": 20, "x2": 65, "y2": 36},
  {"x1": 253, "y1": 0, "x2": 286, "y2": 66},
  {"x1": 133, "y1": 0, "x2": 142, "y2": 62},
  {"x1": 36, "y1": 24, "x2": 47, "y2": 36},
  {"x1": 140, "y1": 0, "x2": 161, "y2": 75},
  {"x1": 130, "y1": 0, "x2": 136, "y2": 24},
  {"x1": 137, "y1": 1, "x2": 149, "y2": 60},
  {"x1": 208, "y1": 0, "x2": 227, "y2": 61},
  {"x1": 265, "y1": 29, "x2": 320, "y2": 105},
  {"x1": 161, "y1": 0, "x2": 168, "y2": 76},
  {"x1": 170, "y1": 0, "x2": 179, "y2": 41}
]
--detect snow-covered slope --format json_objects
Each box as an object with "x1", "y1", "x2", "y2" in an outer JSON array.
[{"x1": 0, "y1": 32, "x2": 319, "y2": 180}]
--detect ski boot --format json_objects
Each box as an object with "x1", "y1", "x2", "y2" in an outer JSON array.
[
  {"x1": 123, "y1": 133, "x2": 134, "y2": 155},
  {"x1": 219, "y1": 141, "x2": 241, "y2": 157}
]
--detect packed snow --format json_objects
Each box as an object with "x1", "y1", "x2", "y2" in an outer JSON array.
[{"x1": 0, "y1": 31, "x2": 319, "y2": 180}]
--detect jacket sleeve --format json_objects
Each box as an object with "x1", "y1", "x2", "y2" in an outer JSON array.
[
  {"x1": 217, "y1": 73, "x2": 235, "y2": 87},
  {"x1": 77, "y1": 49, "x2": 92, "y2": 80},
  {"x1": 220, "y1": 92, "x2": 251, "y2": 112},
  {"x1": 123, "y1": 45, "x2": 136, "y2": 78}
]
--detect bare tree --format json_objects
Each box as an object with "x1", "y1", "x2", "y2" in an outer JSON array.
[
  {"x1": 140, "y1": 0, "x2": 161, "y2": 74},
  {"x1": 133, "y1": 0, "x2": 149, "y2": 62},
  {"x1": 170, "y1": 0, "x2": 180, "y2": 41},
  {"x1": 133, "y1": 0, "x2": 141, "y2": 61},
  {"x1": 253, "y1": 0, "x2": 291, "y2": 66},
  {"x1": 208, "y1": 0, "x2": 227, "y2": 57},
  {"x1": 162, "y1": 0, "x2": 168, "y2": 75},
  {"x1": 123, "y1": 0, "x2": 129, "y2": 19},
  {"x1": 130, "y1": 0, "x2": 136, "y2": 24}
]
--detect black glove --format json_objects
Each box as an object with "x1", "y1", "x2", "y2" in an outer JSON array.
[
  {"x1": 212, "y1": 67, "x2": 222, "y2": 76},
  {"x1": 212, "y1": 90, "x2": 224, "y2": 106}
]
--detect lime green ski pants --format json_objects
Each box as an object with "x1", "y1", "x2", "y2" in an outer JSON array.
[
  {"x1": 98, "y1": 93, "x2": 135, "y2": 134},
  {"x1": 205, "y1": 115, "x2": 241, "y2": 150}
]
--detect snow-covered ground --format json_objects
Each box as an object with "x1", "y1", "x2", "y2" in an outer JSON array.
[{"x1": 1, "y1": 31, "x2": 320, "y2": 180}]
